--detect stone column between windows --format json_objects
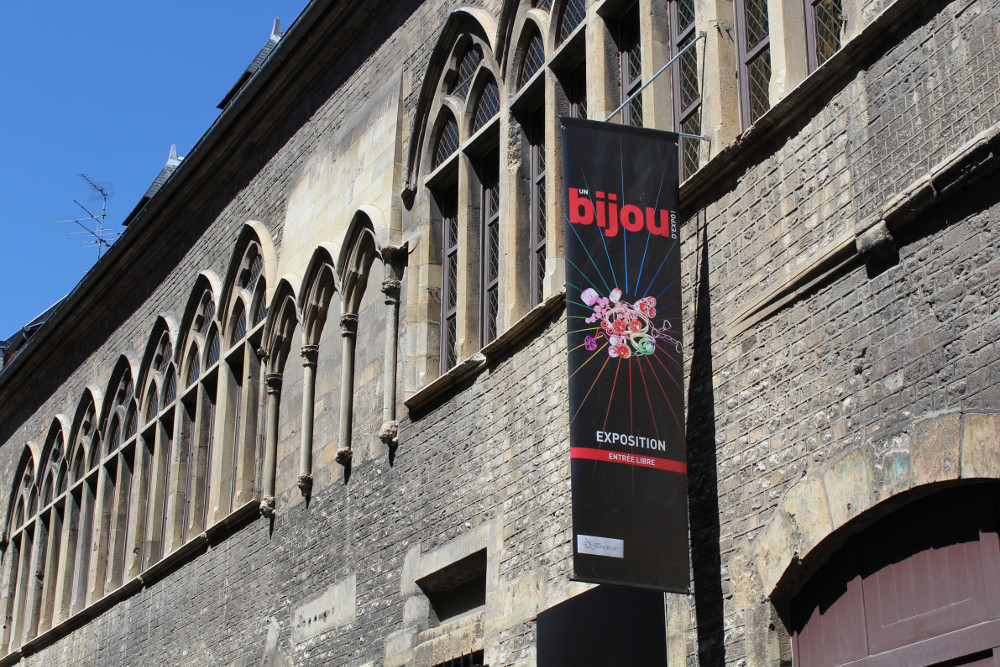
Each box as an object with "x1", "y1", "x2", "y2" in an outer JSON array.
[
  {"x1": 52, "y1": 500, "x2": 76, "y2": 625},
  {"x1": 766, "y1": 0, "x2": 807, "y2": 101},
  {"x1": 141, "y1": 420, "x2": 169, "y2": 570},
  {"x1": 642, "y1": 0, "x2": 675, "y2": 128},
  {"x1": 585, "y1": 5, "x2": 618, "y2": 122},
  {"x1": 543, "y1": 70, "x2": 564, "y2": 301},
  {"x1": 260, "y1": 371, "x2": 282, "y2": 517},
  {"x1": 498, "y1": 89, "x2": 524, "y2": 325},
  {"x1": 336, "y1": 313, "x2": 359, "y2": 466},
  {"x1": 235, "y1": 348, "x2": 261, "y2": 507},
  {"x1": 125, "y1": 441, "x2": 149, "y2": 580},
  {"x1": 22, "y1": 524, "x2": 44, "y2": 643},
  {"x1": 9, "y1": 533, "x2": 32, "y2": 650},
  {"x1": 456, "y1": 153, "x2": 480, "y2": 361},
  {"x1": 298, "y1": 344, "x2": 319, "y2": 497},
  {"x1": 695, "y1": 0, "x2": 741, "y2": 148},
  {"x1": 0, "y1": 536, "x2": 16, "y2": 651},
  {"x1": 380, "y1": 246, "x2": 405, "y2": 449},
  {"x1": 87, "y1": 468, "x2": 111, "y2": 605},
  {"x1": 37, "y1": 508, "x2": 62, "y2": 633}
]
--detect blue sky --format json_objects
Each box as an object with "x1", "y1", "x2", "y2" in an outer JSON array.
[{"x1": 0, "y1": 1, "x2": 310, "y2": 340}]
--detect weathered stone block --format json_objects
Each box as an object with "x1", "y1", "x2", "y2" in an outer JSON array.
[
  {"x1": 911, "y1": 413, "x2": 962, "y2": 486},
  {"x1": 824, "y1": 448, "x2": 874, "y2": 528},
  {"x1": 961, "y1": 413, "x2": 1000, "y2": 479}
]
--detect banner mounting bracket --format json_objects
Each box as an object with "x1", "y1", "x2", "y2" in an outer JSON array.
[{"x1": 605, "y1": 31, "x2": 710, "y2": 143}]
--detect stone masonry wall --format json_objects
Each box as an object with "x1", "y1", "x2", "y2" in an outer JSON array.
[{"x1": 674, "y1": 0, "x2": 1000, "y2": 664}]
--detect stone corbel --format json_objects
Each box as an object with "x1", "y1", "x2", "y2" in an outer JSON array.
[{"x1": 855, "y1": 219, "x2": 898, "y2": 275}]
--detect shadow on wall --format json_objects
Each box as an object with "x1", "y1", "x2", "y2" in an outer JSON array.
[{"x1": 686, "y1": 217, "x2": 725, "y2": 666}]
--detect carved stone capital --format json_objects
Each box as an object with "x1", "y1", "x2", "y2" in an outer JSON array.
[
  {"x1": 340, "y1": 313, "x2": 359, "y2": 337},
  {"x1": 297, "y1": 474, "x2": 313, "y2": 497},
  {"x1": 381, "y1": 279, "x2": 402, "y2": 304},
  {"x1": 379, "y1": 420, "x2": 399, "y2": 448},
  {"x1": 266, "y1": 373, "x2": 283, "y2": 394},
  {"x1": 256, "y1": 347, "x2": 269, "y2": 362},
  {"x1": 259, "y1": 496, "x2": 276, "y2": 518},
  {"x1": 335, "y1": 446, "x2": 353, "y2": 466},
  {"x1": 300, "y1": 344, "x2": 319, "y2": 368}
]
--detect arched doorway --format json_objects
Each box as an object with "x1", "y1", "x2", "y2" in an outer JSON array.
[{"x1": 790, "y1": 482, "x2": 1000, "y2": 666}]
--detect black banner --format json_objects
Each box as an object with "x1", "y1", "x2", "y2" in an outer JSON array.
[{"x1": 561, "y1": 117, "x2": 688, "y2": 592}]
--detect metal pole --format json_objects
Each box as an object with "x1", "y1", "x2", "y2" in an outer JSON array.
[{"x1": 605, "y1": 31, "x2": 710, "y2": 143}]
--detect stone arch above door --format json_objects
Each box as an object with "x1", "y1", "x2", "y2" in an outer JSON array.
[
  {"x1": 790, "y1": 482, "x2": 1000, "y2": 666},
  {"x1": 753, "y1": 411, "x2": 1000, "y2": 599}
]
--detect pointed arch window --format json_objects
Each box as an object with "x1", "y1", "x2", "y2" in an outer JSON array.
[
  {"x1": 558, "y1": 0, "x2": 586, "y2": 43},
  {"x1": 205, "y1": 328, "x2": 220, "y2": 367},
  {"x1": 519, "y1": 29, "x2": 545, "y2": 88},
  {"x1": 434, "y1": 113, "x2": 460, "y2": 169},
  {"x1": 186, "y1": 348, "x2": 201, "y2": 387},
  {"x1": 229, "y1": 302, "x2": 247, "y2": 347},
  {"x1": 163, "y1": 367, "x2": 177, "y2": 403},
  {"x1": 450, "y1": 45, "x2": 483, "y2": 99},
  {"x1": 472, "y1": 79, "x2": 500, "y2": 132}
]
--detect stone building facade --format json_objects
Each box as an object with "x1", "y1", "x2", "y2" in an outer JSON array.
[{"x1": 1, "y1": 0, "x2": 999, "y2": 665}]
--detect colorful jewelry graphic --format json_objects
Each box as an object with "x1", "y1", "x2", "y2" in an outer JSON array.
[{"x1": 581, "y1": 287, "x2": 681, "y2": 359}]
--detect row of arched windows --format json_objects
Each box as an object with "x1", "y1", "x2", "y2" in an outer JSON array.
[
  {"x1": 414, "y1": 0, "x2": 845, "y2": 376},
  {"x1": 0, "y1": 216, "x2": 389, "y2": 654},
  {"x1": 416, "y1": 0, "x2": 702, "y2": 375}
]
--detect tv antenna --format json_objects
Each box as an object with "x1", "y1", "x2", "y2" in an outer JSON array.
[{"x1": 55, "y1": 174, "x2": 119, "y2": 260}]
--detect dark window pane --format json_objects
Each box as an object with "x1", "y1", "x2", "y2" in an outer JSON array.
[
  {"x1": 206, "y1": 330, "x2": 220, "y2": 366},
  {"x1": 619, "y1": 7, "x2": 642, "y2": 127},
  {"x1": 679, "y1": 32, "x2": 699, "y2": 111},
  {"x1": 472, "y1": 79, "x2": 500, "y2": 132},
  {"x1": 487, "y1": 287, "x2": 498, "y2": 342},
  {"x1": 124, "y1": 408, "x2": 136, "y2": 440},
  {"x1": 677, "y1": 0, "x2": 695, "y2": 31},
  {"x1": 488, "y1": 220, "x2": 499, "y2": 283},
  {"x1": 536, "y1": 249, "x2": 546, "y2": 304},
  {"x1": 252, "y1": 292, "x2": 267, "y2": 326},
  {"x1": 568, "y1": 63, "x2": 587, "y2": 119},
  {"x1": 744, "y1": 0, "x2": 769, "y2": 49},
  {"x1": 445, "y1": 316, "x2": 457, "y2": 368},
  {"x1": 434, "y1": 114, "x2": 459, "y2": 168},
  {"x1": 163, "y1": 368, "x2": 176, "y2": 403},
  {"x1": 681, "y1": 113, "x2": 702, "y2": 179},
  {"x1": 534, "y1": 0, "x2": 553, "y2": 10},
  {"x1": 814, "y1": 0, "x2": 843, "y2": 67},
  {"x1": 747, "y1": 48, "x2": 771, "y2": 124},
  {"x1": 451, "y1": 45, "x2": 482, "y2": 99},
  {"x1": 230, "y1": 302, "x2": 247, "y2": 345},
  {"x1": 520, "y1": 31, "x2": 545, "y2": 88},
  {"x1": 447, "y1": 253, "x2": 459, "y2": 310},
  {"x1": 558, "y1": 0, "x2": 586, "y2": 43},
  {"x1": 186, "y1": 349, "x2": 200, "y2": 387}
]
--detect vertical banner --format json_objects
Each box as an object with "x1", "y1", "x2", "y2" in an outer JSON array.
[{"x1": 561, "y1": 117, "x2": 688, "y2": 592}]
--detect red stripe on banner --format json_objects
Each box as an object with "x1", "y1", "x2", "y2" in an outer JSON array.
[{"x1": 570, "y1": 447, "x2": 687, "y2": 473}]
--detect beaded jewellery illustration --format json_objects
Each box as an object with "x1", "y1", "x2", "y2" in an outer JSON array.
[{"x1": 581, "y1": 287, "x2": 681, "y2": 359}]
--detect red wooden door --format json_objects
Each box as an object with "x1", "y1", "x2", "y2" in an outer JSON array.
[{"x1": 790, "y1": 484, "x2": 1000, "y2": 667}]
